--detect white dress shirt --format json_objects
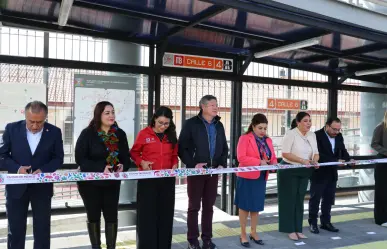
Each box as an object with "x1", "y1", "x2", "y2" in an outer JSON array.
[
  {"x1": 325, "y1": 130, "x2": 336, "y2": 153},
  {"x1": 26, "y1": 128, "x2": 43, "y2": 155}
]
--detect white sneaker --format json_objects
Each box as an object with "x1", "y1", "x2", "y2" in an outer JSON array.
[{"x1": 381, "y1": 222, "x2": 387, "y2": 227}]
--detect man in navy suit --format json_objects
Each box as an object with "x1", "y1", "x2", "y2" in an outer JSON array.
[
  {"x1": 308, "y1": 117, "x2": 354, "y2": 234},
  {"x1": 0, "y1": 101, "x2": 64, "y2": 249}
]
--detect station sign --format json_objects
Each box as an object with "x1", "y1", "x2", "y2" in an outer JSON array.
[
  {"x1": 267, "y1": 98, "x2": 308, "y2": 110},
  {"x1": 163, "y1": 52, "x2": 233, "y2": 72}
]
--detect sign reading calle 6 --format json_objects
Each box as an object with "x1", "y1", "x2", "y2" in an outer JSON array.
[
  {"x1": 267, "y1": 98, "x2": 308, "y2": 110},
  {"x1": 163, "y1": 52, "x2": 233, "y2": 72}
]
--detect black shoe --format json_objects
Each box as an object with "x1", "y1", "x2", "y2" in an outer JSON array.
[
  {"x1": 309, "y1": 224, "x2": 320, "y2": 234},
  {"x1": 320, "y1": 223, "x2": 339, "y2": 232},
  {"x1": 105, "y1": 223, "x2": 118, "y2": 249},
  {"x1": 187, "y1": 244, "x2": 202, "y2": 249},
  {"x1": 249, "y1": 235, "x2": 264, "y2": 245},
  {"x1": 202, "y1": 241, "x2": 217, "y2": 249},
  {"x1": 240, "y1": 238, "x2": 250, "y2": 247},
  {"x1": 86, "y1": 222, "x2": 102, "y2": 249}
]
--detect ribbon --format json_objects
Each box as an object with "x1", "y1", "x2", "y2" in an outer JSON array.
[{"x1": 0, "y1": 158, "x2": 386, "y2": 185}]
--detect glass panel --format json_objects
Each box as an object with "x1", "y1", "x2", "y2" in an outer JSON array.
[
  {"x1": 0, "y1": 27, "x2": 44, "y2": 57},
  {"x1": 160, "y1": 76, "x2": 232, "y2": 187},
  {"x1": 291, "y1": 69, "x2": 328, "y2": 83},
  {"x1": 244, "y1": 62, "x2": 288, "y2": 79},
  {"x1": 337, "y1": 89, "x2": 387, "y2": 199},
  {"x1": 47, "y1": 68, "x2": 148, "y2": 164},
  {"x1": 0, "y1": 63, "x2": 148, "y2": 209},
  {"x1": 338, "y1": 90, "x2": 387, "y2": 156},
  {"x1": 160, "y1": 76, "x2": 183, "y2": 134},
  {"x1": 242, "y1": 82, "x2": 328, "y2": 194}
]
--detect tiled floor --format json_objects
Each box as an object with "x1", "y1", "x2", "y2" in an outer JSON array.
[{"x1": 0, "y1": 193, "x2": 385, "y2": 249}]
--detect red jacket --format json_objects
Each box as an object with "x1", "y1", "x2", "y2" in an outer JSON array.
[
  {"x1": 130, "y1": 126, "x2": 178, "y2": 170},
  {"x1": 237, "y1": 133, "x2": 278, "y2": 180}
]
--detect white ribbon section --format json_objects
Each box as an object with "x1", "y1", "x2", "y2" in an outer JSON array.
[{"x1": 0, "y1": 158, "x2": 385, "y2": 185}]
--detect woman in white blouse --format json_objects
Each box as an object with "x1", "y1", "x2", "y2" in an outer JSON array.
[{"x1": 277, "y1": 112, "x2": 319, "y2": 241}]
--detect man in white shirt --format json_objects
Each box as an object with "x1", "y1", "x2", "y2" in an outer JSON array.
[{"x1": 0, "y1": 101, "x2": 64, "y2": 249}]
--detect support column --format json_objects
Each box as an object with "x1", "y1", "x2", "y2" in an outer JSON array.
[
  {"x1": 286, "y1": 68, "x2": 292, "y2": 128},
  {"x1": 107, "y1": 39, "x2": 142, "y2": 204},
  {"x1": 43, "y1": 32, "x2": 49, "y2": 104},
  {"x1": 148, "y1": 45, "x2": 155, "y2": 124},
  {"x1": 327, "y1": 73, "x2": 338, "y2": 119},
  {"x1": 180, "y1": 77, "x2": 187, "y2": 185},
  {"x1": 227, "y1": 58, "x2": 243, "y2": 215},
  {"x1": 328, "y1": 33, "x2": 340, "y2": 119}
]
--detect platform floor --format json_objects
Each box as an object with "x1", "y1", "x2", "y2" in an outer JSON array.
[{"x1": 0, "y1": 189, "x2": 384, "y2": 249}]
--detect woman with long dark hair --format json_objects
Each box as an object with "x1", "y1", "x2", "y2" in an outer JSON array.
[
  {"x1": 130, "y1": 106, "x2": 178, "y2": 249},
  {"x1": 235, "y1": 113, "x2": 277, "y2": 247},
  {"x1": 278, "y1": 112, "x2": 319, "y2": 241},
  {"x1": 75, "y1": 101, "x2": 131, "y2": 249}
]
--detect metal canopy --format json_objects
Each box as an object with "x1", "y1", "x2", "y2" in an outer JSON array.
[{"x1": 2, "y1": 0, "x2": 387, "y2": 83}]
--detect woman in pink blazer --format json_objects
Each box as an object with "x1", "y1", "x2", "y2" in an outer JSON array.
[{"x1": 235, "y1": 113, "x2": 278, "y2": 247}]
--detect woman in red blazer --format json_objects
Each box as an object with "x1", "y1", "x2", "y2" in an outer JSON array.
[
  {"x1": 235, "y1": 113, "x2": 278, "y2": 247},
  {"x1": 130, "y1": 106, "x2": 178, "y2": 249}
]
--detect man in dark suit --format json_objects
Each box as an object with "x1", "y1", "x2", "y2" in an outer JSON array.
[
  {"x1": 308, "y1": 117, "x2": 354, "y2": 234},
  {"x1": 0, "y1": 101, "x2": 64, "y2": 249}
]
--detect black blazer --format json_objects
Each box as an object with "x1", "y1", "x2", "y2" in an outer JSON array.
[
  {"x1": 311, "y1": 128, "x2": 350, "y2": 182},
  {"x1": 0, "y1": 121, "x2": 64, "y2": 199},
  {"x1": 75, "y1": 126, "x2": 130, "y2": 186},
  {"x1": 178, "y1": 112, "x2": 229, "y2": 168}
]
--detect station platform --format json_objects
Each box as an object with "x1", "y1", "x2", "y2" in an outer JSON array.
[{"x1": 0, "y1": 188, "x2": 384, "y2": 249}]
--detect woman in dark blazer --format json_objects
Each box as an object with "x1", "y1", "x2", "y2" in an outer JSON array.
[{"x1": 75, "y1": 101, "x2": 130, "y2": 249}]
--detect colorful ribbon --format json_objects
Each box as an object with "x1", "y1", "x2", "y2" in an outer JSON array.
[{"x1": 0, "y1": 158, "x2": 385, "y2": 185}]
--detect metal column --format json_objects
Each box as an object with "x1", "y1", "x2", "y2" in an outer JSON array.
[
  {"x1": 328, "y1": 33, "x2": 341, "y2": 118},
  {"x1": 286, "y1": 68, "x2": 292, "y2": 128},
  {"x1": 227, "y1": 58, "x2": 243, "y2": 215},
  {"x1": 43, "y1": 32, "x2": 49, "y2": 105},
  {"x1": 148, "y1": 45, "x2": 155, "y2": 124},
  {"x1": 180, "y1": 76, "x2": 187, "y2": 185}
]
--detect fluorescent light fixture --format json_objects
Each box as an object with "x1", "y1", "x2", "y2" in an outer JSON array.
[
  {"x1": 58, "y1": 0, "x2": 74, "y2": 26},
  {"x1": 355, "y1": 67, "x2": 387, "y2": 76},
  {"x1": 254, "y1": 37, "x2": 322, "y2": 58}
]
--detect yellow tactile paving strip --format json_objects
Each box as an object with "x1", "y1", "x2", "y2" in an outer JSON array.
[
  {"x1": 334, "y1": 240, "x2": 387, "y2": 249},
  {"x1": 115, "y1": 211, "x2": 373, "y2": 246}
]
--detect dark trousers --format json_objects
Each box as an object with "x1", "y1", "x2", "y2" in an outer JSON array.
[
  {"x1": 136, "y1": 178, "x2": 175, "y2": 249},
  {"x1": 277, "y1": 167, "x2": 312, "y2": 233},
  {"x1": 308, "y1": 178, "x2": 336, "y2": 225},
  {"x1": 6, "y1": 185, "x2": 52, "y2": 249},
  {"x1": 78, "y1": 182, "x2": 121, "y2": 223},
  {"x1": 187, "y1": 174, "x2": 218, "y2": 245},
  {"x1": 374, "y1": 163, "x2": 387, "y2": 225}
]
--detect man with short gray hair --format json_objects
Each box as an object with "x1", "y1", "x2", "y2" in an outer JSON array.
[
  {"x1": 0, "y1": 101, "x2": 64, "y2": 249},
  {"x1": 179, "y1": 95, "x2": 229, "y2": 249}
]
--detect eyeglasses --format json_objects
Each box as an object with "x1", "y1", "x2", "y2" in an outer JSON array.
[
  {"x1": 157, "y1": 120, "x2": 170, "y2": 127},
  {"x1": 329, "y1": 126, "x2": 341, "y2": 133}
]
